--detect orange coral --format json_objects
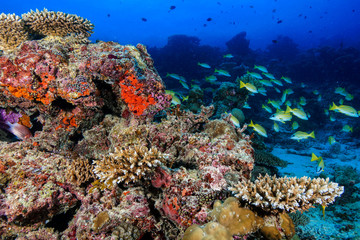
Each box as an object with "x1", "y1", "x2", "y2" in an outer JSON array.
[
  {"x1": 4, "y1": 72, "x2": 56, "y2": 105},
  {"x1": 119, "y1": 73, "x2": 156, "y2": 116}
]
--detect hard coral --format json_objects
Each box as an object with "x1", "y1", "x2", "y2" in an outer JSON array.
[
  {"x1": 22, "y1": 8, "x2": 94, "y2": 38},
  {"x1": 0, "y1": 13, "x2": 29, "y2": 51},
  {"x1": 230, "y1": 174, "x2": 344, "y2": 213},
  {"x1": 93, "y1": 143, "x2": 168, "y2": 186}
]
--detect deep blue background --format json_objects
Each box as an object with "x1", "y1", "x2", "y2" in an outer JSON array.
[{"x1": 2, "y1": 0, "x2": 360, "y2": 50}]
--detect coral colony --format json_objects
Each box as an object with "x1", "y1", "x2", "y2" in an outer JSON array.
[{"x1": 0, "y1": 9, "x2": 343, "y2": 240}]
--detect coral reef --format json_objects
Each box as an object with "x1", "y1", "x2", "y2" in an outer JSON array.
[
  {"x1": 225, "y1": 31, "x2": 250, "y2": 56},
  {"x1": 0, "y1": 13, "x2": 29, "y2": 51},
  {"x1": 183, "y1": 197, "x2": 296, "y2": 240},
  {"x1": 230, "y1": 174, "x2": 344, "y2": 213},
  {"x1": 0, "y1": 38, "x2": 170, "y2": 151},
  {"x1": 93, "y1": 143, "x2": 168, "y2": 186},
  {"x1": 22, "y1": 8, "x2": 94, "y2": 38},
  {"x1": 0, "y1": 10, "x2": 346, "y2": 239}
]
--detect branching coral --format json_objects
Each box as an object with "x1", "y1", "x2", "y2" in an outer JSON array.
[
  {"x1": 0, "y1": 13, "x2": 29, "y2": 50},
  {"x1": 93, "y1": 143, "x2": 168, "y2": 186},
  {"x1": 65, "y1": 157, "x2": 95, "y2": 186},
  {"x1": 229, "y1": 174, "x2": 344, "y2": 213},
  {"x1": 22, "y1": 8, "x2": 94, "y2": 38}
]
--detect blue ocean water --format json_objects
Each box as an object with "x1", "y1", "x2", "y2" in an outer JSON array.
[{"x1": 2, "y1": 0, "x2": 360, "y2": 239}]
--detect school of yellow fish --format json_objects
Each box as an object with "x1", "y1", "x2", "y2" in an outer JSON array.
[{"x1": 165, "y1": 58, "x2": 358, "y2": 174}]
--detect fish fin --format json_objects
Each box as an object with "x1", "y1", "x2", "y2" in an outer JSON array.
[
  {"x1": 285, "y1": 106, "x2": 292, "y2": 114},
  {"x1": 309, "y1": 131, "x2": 315, "y2": 139},
  {"x1": 311, "y1": 153, "x2": 318, "y2": 161},
  {"x1": 240, "y1": 81, "x2": 246, "y2": 89},
  {"x1": 249, "y1": 120, "x2": 254, "y2": 127},
  {"x1": 329, "y1": 102, "x2": 337, "y2": 111}
]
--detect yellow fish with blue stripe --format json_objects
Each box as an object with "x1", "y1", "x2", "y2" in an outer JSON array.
[
  {"x1": 329, "y1": 102, "x2": 359, "y2": 117},
  {"x1": 240, "y1": 81, "x2": 258, "y2": 93},
  {"x1": 248, "y1": 120, "x2": 267, "y2": 137},
  {"x1": 290, "y1": 131, "x2": 315, "y2": 141},
  {"x1": 254, "y1": 65, "x2": 268, "y2": 73},
  {"x1": 311, "y1": 153, "x2": 325, "y2": 173}
]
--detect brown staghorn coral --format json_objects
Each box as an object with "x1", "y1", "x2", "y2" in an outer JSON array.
[
  {"x1": 93, "y1": 143, "x2": 168, "y2": 186},
  {"x1": 0, "y1": 13, "x2": 29, "y2": 50},
  {"x1": 22, "y1": 8, "x2": 94, "y2": 38},
  {"x1": 229, "y1": 174, "x2": 344, "y2": 213},
  {"x1": 65, "y1": 156, "x2": 96, "y2": 187}
]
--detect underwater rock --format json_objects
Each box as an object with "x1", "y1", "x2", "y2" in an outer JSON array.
[{"x1": 0, "y1": 39, "x2": 170, "y2": 150}]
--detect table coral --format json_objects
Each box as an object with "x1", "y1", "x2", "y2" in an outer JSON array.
[
  {"x1": 0, "y1": 13, "x2": 29, "y2": 50},
  {"x1": 230, "y1": 174, "x2": 344, "y2": 213},
  {"x1": 22, "y1": 8, "x2": 94, "y2": 38}
]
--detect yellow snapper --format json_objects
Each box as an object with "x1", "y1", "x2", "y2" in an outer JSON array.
[
  {"x1": 286, "y1": 106, "x2": 308, "y2": 120},
  {"x1": 262, "y1": 104, "x2": 273, "y2": 113},
  {"x1": 258, "y1": 87, "x2": 267, "y2": 96},
  {"x1": 345, "y1": 93, "x2": 354, "y2": 101},
  {"x1": 197, "y1": 62, "x2": 211, "y2": 68},
  {"x1": 223, "y1": 54, "x2": 234, "y2": 58},
  {"x1": 300, "y1": 82, "x2": 306, "y2": 88},
  {"x1": 274, "y1": 87, "x2": 281, "y2": 93},
  {"x1": 271, "y1": 79, "x2": 283, "y2": 86},
  {"x1": 205, "y1": 75, "x2": 217, "y2": 84},
  {"x1": 285, "y1": 100, "x2": 292, "y2": 107},
  {"x1": 182, "y1": 95, "x2": 189, "y2": 101},
  {"x1": 292, "y1": 121, "x2": 299, "y2": 130},
  {"x1": 324, "y1": 109, "x2": 329, "y2": 116},
  {"x1": 281, "y1": 91, "x2": 287, "y2": 103},
  {"x1": 171, "y1": 95, "x2": 182, "y2": 105},
  {"x1": 299, "y1": 97, "x2": 307, "y2": 106},
  {"x1": 229, "y1": 114, "x2": 240, "y2": 128},
  {"x1": 166, "y1": 73, "x2": 183, "y2": 80},
  {"x1": 329, "y1": 102, "x2": 359, "y2": 117},
  {"x1": 317, "y1": 95, "x2": 322, "y2": 102},
  {"x1": 247, "y1": 71, "x2": 263, "y2": 79},
  {"x1": 240, "y1": 81, "x2": 258, "y2": 93},
  {"x1": 328, "y1": 136, "x2": 336, "y2": 145},
  {"x1": 270, "y1": 111, "x2": 292, "y2": 123},
  {"x1": 339, "y1": 99, "x2": 344, "y2": 105},
  {"x1": 312, "y1": 90, "x2": 320, "y2": 95},
  {"x1": 179, "y1": 80, "x2": 189, "y2": 89},
  {"x1": 273, "y1": 122, "x2": 280, "y2": 132},
  {"x1": 281, "y1": 76, "x2": 292, "y2": 84},
  {"x1": 259, "y1": 79, "x2": 273, "y2": 87},
  {"x1": 165, "y1": 90, "x2": 176, "y2": 96},
  {"x1": 254, "y1": 65, "x2": 268, "y2": 73},
  {"x1": 262, "y1": 72, "x2": 276, "y2": 80},
  {"x1": 268, "y1": 99, "x2": 281, "y2": 110},
  {"x1": 249, "y1": 120, "x2": 267, "y2": 137},
  {"x1": 285, "y1": 88, "x2": 294, "y2": 95},
  {"x1": 290, "y1": 131, "x2": 315, "y2": 141},
  {"x1": 243, "y1": 102, "x2": 251, "y2": 109},
  {"x1": 329, "y1": 115, "x2": 336, "y2": 122},
  {"x1": 342, "y1": 125, "x2": 353, "y2": 132},
  {"x1": 335, "y1": 87, "x2": 347, "y2": 96},
  {"x1": 214, "y1": 69, "x2": 231, "y2": 77},
  {"x1": 311, "y1": 153, "x2": 324, "y2": 173}
]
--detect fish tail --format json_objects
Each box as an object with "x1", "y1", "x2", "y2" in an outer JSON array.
[
  {"x1": 309, "y1": 131, "x2": 315, "y2": 139},
  {"x1": 249, "y1": 120, "x2": 255, "y2": 127},
  {"x1": 311, "y1": 153, "x2": 318, "y2": 161},
  {"x1": 329, "y1": 102, "x2": 337, "y2": 111},
  {"x1": 285, "y1": 106, "x2": 292, "y2": 114},
  {"x1": 240, "y1": 81, "x2": 246, "y2": 89}
]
